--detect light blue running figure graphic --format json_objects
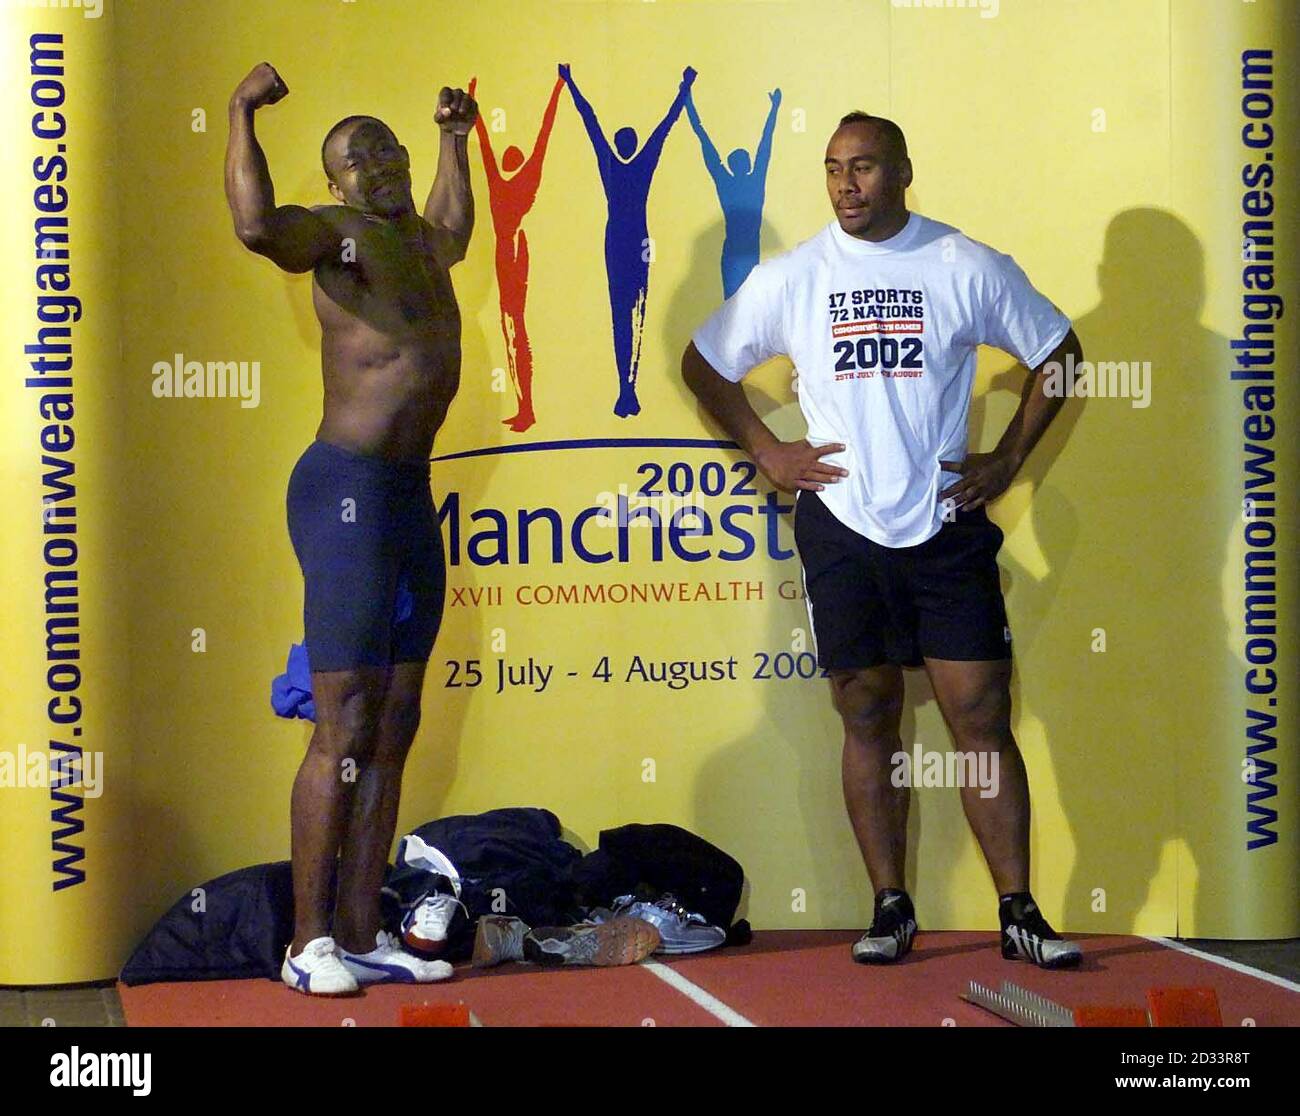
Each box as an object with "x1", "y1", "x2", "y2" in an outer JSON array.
[
  {"x1": 685, "y1": 85, "x2": 781, "y2": 298},
  {"x1": 560, "y1": 62, "x2": 696, "y2": 417}
]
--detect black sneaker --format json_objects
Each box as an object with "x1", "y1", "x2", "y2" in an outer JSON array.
[
  {"x1": 999, "y1": 893, "x2": 1081, "y2": 968},
  {"x1": 852, "y1": 889, "x2": 917, "y2": 964}
]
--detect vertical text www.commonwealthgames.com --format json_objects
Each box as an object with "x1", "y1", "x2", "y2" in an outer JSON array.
[
  {"x1": 25, "y1": 30, "x2": 91, "y2": 890},
  {"x1": 1234, "y1": 48, "x2": 1284, "y2": 852}
]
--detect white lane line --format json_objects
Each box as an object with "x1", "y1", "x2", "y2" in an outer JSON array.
[
  {"x1": 1145, "y1": 936, "x2": 1300, "y2": 993},
  {"x1": 642, "y1": 960, "x2": 757, "y2": 1027}
]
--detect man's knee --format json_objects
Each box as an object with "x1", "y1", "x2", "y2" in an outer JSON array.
[
  {"x1": 376, "y1": 692, "x2": 421, "y2": 761},
  {"x1": 944, "y1": 682, "x2": 1011, "y2": 745},
  {"x1": 311, "y1": 671, "x2": 388, "y2": 761},
  {"x1": 830, "y1": 668, "x2": 904, "y2": 740}
]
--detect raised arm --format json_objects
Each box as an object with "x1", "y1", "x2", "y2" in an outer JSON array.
[
  {"x1": 528, "y1": 76, "x2": 566, "y2": 169},
  {"x1": 467, "y1": 77, "x2": 500, "y2": 186},
  {"x1": 684, "y1": 87, "x2": 724, "y2": 178},
  {"x1": 503, "y1": 76, "x2": 567, "y2": 202},
  {"x1": 225, "y1": 63, "x2": 335, "y2": 273},
  {"x1": 640, "y1": 66, "x2": 697, "y2": 166},
  {"x1": 422, "y1": 85, "x2": 477, "y2": 267},
  {"x1": 558, "y1": 63, "x2": 612, "y2": 173},
  {"x1": 754, "y1": 87, "x2": 781, "y2": 178}
]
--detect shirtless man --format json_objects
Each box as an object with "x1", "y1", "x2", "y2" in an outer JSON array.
[{"x1": 224, "y1": 62, "x2": 475, "y2": 994}]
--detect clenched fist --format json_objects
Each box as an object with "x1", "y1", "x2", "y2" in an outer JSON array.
[
  {"x1": 231, "y1": 62, "x2": 288, "y2": 111},
  {"x1": 435, "y1": 86, "x2": 477, "y2": 135}
]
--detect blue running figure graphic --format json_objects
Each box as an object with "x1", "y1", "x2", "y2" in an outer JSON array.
[
  {"x1": 685, "y1": 85, "x2": 781, "y2": 298},
  {"x1": 560, "y1": 62, "x2": 696, "y2": 417}
]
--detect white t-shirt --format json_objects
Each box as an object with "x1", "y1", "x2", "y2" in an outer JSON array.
[{"x1": 692, "y1": 213, "x2": 1071, "y2": 547}]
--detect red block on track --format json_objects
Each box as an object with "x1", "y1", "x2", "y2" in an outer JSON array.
[
  {"x1": 1073, "y1": 1005, "x2": 1150, "y2": 1027},
  {"x1": 1146, "y1": 987, "x2": 1222, "y2": 1027},
  {"x1": 399, "y1": 1002, "x2": 471, "y2": 1027}
]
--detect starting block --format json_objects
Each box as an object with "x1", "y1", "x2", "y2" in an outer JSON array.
[
  {"x1": 399, "y1": 1001, "x2": 482, "y2": 1027},
  {"x1": 961, "y1": 981, "x2": 1221, "y2": 1028}
]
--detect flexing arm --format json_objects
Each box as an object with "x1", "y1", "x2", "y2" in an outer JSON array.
[
  {"x1": 754, "y1": 87, "x2": 781, "y2": 178},
  {"x1": 640, "y1": 66, "x2": 697, "y2": 166},
  {"x1": 684, "y1": 89, "x2": 724, "y2": 178},
  {"x1": 224, "y1": 63, "x2": 335, "y2": 273},
  {"x1": 939, "y1": 328, "x2": 1083, "y2": 511},
  {"x1": 682, "y1": 341, "x2": 846, "y2": 492},
  {"x1": 423, "y1": 85, "x2": 477, "y2": 267}
]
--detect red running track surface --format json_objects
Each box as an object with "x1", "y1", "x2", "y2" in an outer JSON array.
[{"x1": 117, "y1": 931, "x2": 1300, "y2": 1027}]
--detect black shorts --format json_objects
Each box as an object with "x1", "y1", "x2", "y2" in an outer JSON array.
[
  {"x1": 794, "y1": 488, "x2": 1011, "y2": 670},
  {"x1": 286, "y1": 439, "x2": 446, "y2": 673}
]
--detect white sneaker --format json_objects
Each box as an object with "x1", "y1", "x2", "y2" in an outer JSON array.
[
  {"x1": 401, "y1": 891, "x2": 467, "y2": 956},
  {"x1": 338, "y1": 930, "x2": 454, "y2": 985},
  {"x1": 281, "y1": 936, "x2": 360, "y2": 996}
]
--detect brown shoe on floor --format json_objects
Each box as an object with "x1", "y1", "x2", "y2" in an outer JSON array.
[
  {"x1": 523, "y1": 917, "x2": 661, "y2": 967},
  {"x1": 472, "y1": 915, "x2": 529, "y2": 968}
]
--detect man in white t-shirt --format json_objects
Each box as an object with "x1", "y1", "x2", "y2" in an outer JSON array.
[{"x1": 684, "y1": 111, "x2": 1084, "y2": 969}]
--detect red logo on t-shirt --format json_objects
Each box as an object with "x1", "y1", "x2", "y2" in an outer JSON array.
[{"x1": 828, "y1": 288, "x2": 926, "y2": 381}]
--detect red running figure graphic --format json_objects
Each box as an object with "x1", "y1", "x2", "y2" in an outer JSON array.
[{"x1": 469, "y1": 75, "x2": 564, "y2": 432}]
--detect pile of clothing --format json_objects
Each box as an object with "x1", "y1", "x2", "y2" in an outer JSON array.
[{"x1": 120, "y1": 808, "x2": 750, "y2": 985}]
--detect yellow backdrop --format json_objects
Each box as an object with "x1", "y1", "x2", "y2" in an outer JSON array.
[{"x1": 2, "y1": 0, "x2": 1295, "y2": 982}]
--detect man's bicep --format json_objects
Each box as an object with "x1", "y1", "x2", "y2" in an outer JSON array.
[
  {"x1": 421, "y1": 218, "x2": 467, "y2": 269},
  {"x1": 253, "y1": 205, "x2": 338, "y2": 273}
]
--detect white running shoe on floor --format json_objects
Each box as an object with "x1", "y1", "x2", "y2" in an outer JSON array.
[
  {"x1": 401, "y1": 891, "x2": 468, "y2": 956},
  {"x1": 395, "y1": 834, "x2": 467, "y2": 956},
  {"x1": 281, "y1": 936, "x2": 360, "y2": 996},
  {"x1": 338, "y1": 930, "x2": 454, "y2": 985}
]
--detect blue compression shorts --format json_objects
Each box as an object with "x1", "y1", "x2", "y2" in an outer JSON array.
[{"x1": 286, "y1": 438, "x2": 446, "y2": 672}]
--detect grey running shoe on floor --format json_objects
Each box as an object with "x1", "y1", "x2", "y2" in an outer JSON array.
[
  {"x1": 472, "y1": 915, "x2": 529, "y2": 968},
  {"x1": 609, "y1": 894, "x2": 728, "y2": 955},
  {"x1": 852, "y1": 889, "x2": 918, "y2": 964},
  {"x1": 524, "y1": 916, "x2": 661, "y2": 967}
]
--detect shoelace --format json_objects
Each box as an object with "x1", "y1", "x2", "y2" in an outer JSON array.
[
  {"x1": 309, "y1": 939, "x2": 355, "y2": 976},
  {"x1": 374, "y1": 930, "x2": 405, "y2": 954},
  {"x1": 616, "y1": 893, "x2": 709, "y2": 927},
  {"x1": 412, "y1": 892, "x2": 468, "y2": 933}
]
